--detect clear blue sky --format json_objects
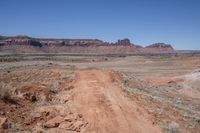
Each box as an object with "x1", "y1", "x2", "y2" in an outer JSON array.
[{"x1": 0, "y1": 0, "x2": 200, "y2": 50}]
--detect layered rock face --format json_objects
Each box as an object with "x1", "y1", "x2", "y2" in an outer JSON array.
[
  {"x1": 144, "y1": 43, "x2": 174, "y2": 52},
  {"x1": 115, "y1": 38, "x2": 131, "y2": 45},
  {"x1": 0, "y1": 35, "x2": 174, "y2": 54}
]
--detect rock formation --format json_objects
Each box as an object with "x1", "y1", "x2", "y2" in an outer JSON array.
[{"x1": 0, "y1": 35, "x2": 174, "y2": 54}]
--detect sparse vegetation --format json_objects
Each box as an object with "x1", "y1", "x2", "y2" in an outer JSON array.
[
  {"x1": 0, "y1": 86, "x2": 10, "y2": 100},
  {"x1": 0, "y1": 54, "x2": 200, "y2": 132}
]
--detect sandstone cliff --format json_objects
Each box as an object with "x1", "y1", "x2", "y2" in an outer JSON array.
[{"x1": 0, "y1": 35, "x2": 174, "y2": 54}]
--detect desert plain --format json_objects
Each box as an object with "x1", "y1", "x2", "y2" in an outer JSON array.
[{"x1": 0, "y1": 53, "x2": 200, "y2": 133}]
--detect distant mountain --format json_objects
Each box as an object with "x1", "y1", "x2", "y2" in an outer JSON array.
[
  {"x1": 0, "y1": 35, "x2": 174, "y2": 54},
  {"x1": 144, "y1": 43, "x2": 174, "y2": 52}
]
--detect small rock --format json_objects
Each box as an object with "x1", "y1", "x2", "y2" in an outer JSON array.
[
  {"x1": 31, "y1": 112, "x2": 41, "y2": 118},
  {"x1": 58, "y1": 121, "x2": 72, "y2": 130},
  {"x1": 74, "y1": 121, "x2": 85, "y2": 128},
  {"x1": 0, "y1": 117, "x2": 8, "y2": 129},
  {"x1": 70, "y1": 121, "x2": 85, "y2": 132},
  {"x1": 44, "y1": 116, "x2": 64, "y2": 128},
  {"x1": 78, "y1": 114, "x2": 83, "y2": 118},
  {"x1": 64, "y1": 114, "x2": 75, "y2": 122},
  {"x1": 0, "y1": 111, "x2": 5, "y2": 115}
]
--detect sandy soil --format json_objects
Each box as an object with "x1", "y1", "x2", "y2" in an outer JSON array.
[{"x1": 71, "y1": 69, "x2": 161, "y2": 133}]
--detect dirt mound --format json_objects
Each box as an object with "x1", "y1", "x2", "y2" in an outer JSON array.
[
  {"x1": 14, "y1": 85, "x2": 51, "y2": 102},
  {"x1": 0, "y1": 66, "x2": 87, "y2": 132}
]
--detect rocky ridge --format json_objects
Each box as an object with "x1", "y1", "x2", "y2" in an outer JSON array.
[{"x1": 0, "y1": 35, "x2": 174, "y2": 53}]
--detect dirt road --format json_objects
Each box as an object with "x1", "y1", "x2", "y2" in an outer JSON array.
[{"x1": 71, "y1": 69, "x2": 162, "y2": 133}]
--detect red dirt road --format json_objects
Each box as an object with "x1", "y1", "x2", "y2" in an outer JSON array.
[{"x1": 71, "y1": 69, "x2": 162, "y2": 133}]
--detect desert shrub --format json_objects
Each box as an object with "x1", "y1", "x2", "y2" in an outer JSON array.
[
  {"x1": 0, "y1": 86, "x2": 10, "y2": 99},
  {"x1": 62, "y1": 71, "x2": 75, "y2": 80},
  {"x1": 47, "y1": 84, "x2": 58, "y2": 94},
  {"x1": 0, "y1": 83, "x2": 18, "y2": 104},
  {"x1": 0, "y1": 87, "x2": 17, "y2": 104},
  {"x1": 167, "y1": 121, "x2": 179, "y2": 133}
]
